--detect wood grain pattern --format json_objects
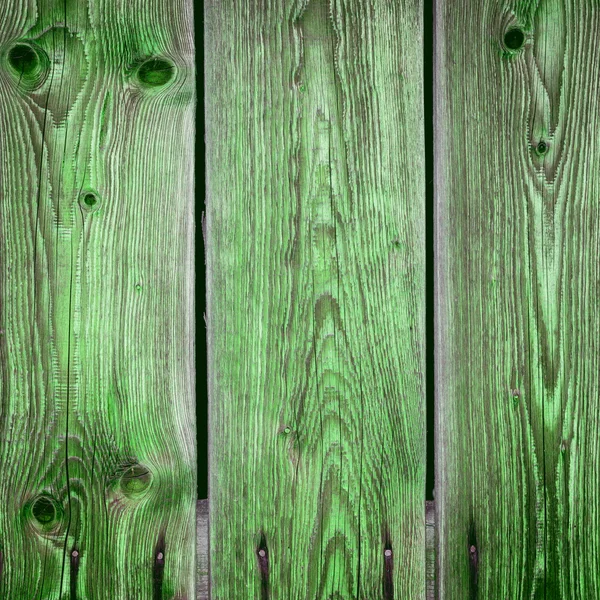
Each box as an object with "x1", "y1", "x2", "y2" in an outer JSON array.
[
  {"x1": 0, "y1": 1, "x2": 196, "y2": 598},
  {"x1": 435, "y1": 1, "x2": 600, "y2": 597},
  {"x1": 205, "y1": 0, "x2": 425, "y2": 597}
]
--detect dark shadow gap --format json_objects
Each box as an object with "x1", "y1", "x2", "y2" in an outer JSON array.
[
  {"x1": 196, "y1": 0, "x2": 208, "y2": 500},
  {"x1": 424, "y1": 0, "x2": 435, "y2": 502}
]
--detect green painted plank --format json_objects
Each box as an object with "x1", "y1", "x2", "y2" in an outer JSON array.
[
  {"x1": 205, "y1": 0, "x2": 425, "y2": 597},
  {"x1": 0, "y1": 1, "x2": 196, "y2": 598},
  {"x1": 435, "y1": 1, "x2": 600, "y2": 598}
]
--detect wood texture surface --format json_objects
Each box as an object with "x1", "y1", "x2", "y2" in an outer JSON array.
[
  {"x1": 435, "y1": 1, "x2": 600, "y2": 597},
  {"x1": 425, "y1": 501, "x2": 435, "y2": 600},
  {"x1": 0, "y1": 1, "x2": 196, "y2": 598},
  {"x1": 196, "y1": 500, "x2": 209, "y2": 600},
  {"x1": 205, "y1": 0, "x2": 425, "y2": 597}
]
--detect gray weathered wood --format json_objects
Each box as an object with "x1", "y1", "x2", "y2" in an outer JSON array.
[
  {"x1": 426, "y1": 501, "x2": 436, "y2": 600},
  {"x1": 196, "y1": 499, "x2": 209, "y2": 599}
]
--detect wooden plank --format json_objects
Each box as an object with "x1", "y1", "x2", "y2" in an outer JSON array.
[
  {"x1": 196, "y1": 500, "x2": 209, "y2": 600},
  {"x1": 205, "y1": 0, "x2": 425, "y2": 597},
  {"x1": 0, "y1": 1, "x2": 195, "y2": 598},
  {"x1": 435, "y1": 1, "x2": 600, "y2": 597}
]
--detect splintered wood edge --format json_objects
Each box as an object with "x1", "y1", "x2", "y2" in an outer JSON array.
[{"x1": 197, "y1": 500, "x2": 209, "y2": 599}]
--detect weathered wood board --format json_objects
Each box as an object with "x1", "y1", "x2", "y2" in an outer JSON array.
[
  {"x1": 205, "y1": 0, "x2": 425, "y2": 597},
  {"x1": 435, "y1": 1, "x2": 600, "y2": 597},
  {"x1": 0, "y1": 1, "x2": 196, "y2": 598}
]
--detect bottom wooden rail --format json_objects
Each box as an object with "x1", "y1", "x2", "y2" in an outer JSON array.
[
  {"x1": 197, "y1": 500, "x2": 436, "y2": 599},
  {"x1": 426, "y1": 501, "x2": 436, "y2": 600},
  {"x1": 197, "y1": 500, "x2": 209, "y2": 599}
]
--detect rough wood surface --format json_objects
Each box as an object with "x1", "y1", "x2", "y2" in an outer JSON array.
[
  {"x1": 426, "y1": 501, "x2": 435, "y2": 600},
  {"x1": 205, "y1": 0, "x2": 425, "y2": 597},
  {"x1": 435, "y1": 1, "x2": 600, "y2": 598},
  {"x1": 196, "y1": 500, "x2": 209, "y2": 600},
  {"x1": 0, "y1": 1, "x2": 196, "y2": 598}
]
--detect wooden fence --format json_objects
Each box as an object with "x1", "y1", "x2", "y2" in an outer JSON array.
[
  {"x1": 206, "y1": 0, "x2": 600, "y2": 598},
  {"x1": 2, "y1": 0, "x2": 600, "y2": 598}
]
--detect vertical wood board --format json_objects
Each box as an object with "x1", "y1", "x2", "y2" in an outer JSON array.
[
  {"x1": 435, "y1": 1, "x2": 600, "y2": 597},
  {"x1": 0, "y1": 1, "x2": 196, "y2": 598},
  {"x1": 205, "y1": 0, "x2": 426, "y2": 597}
]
